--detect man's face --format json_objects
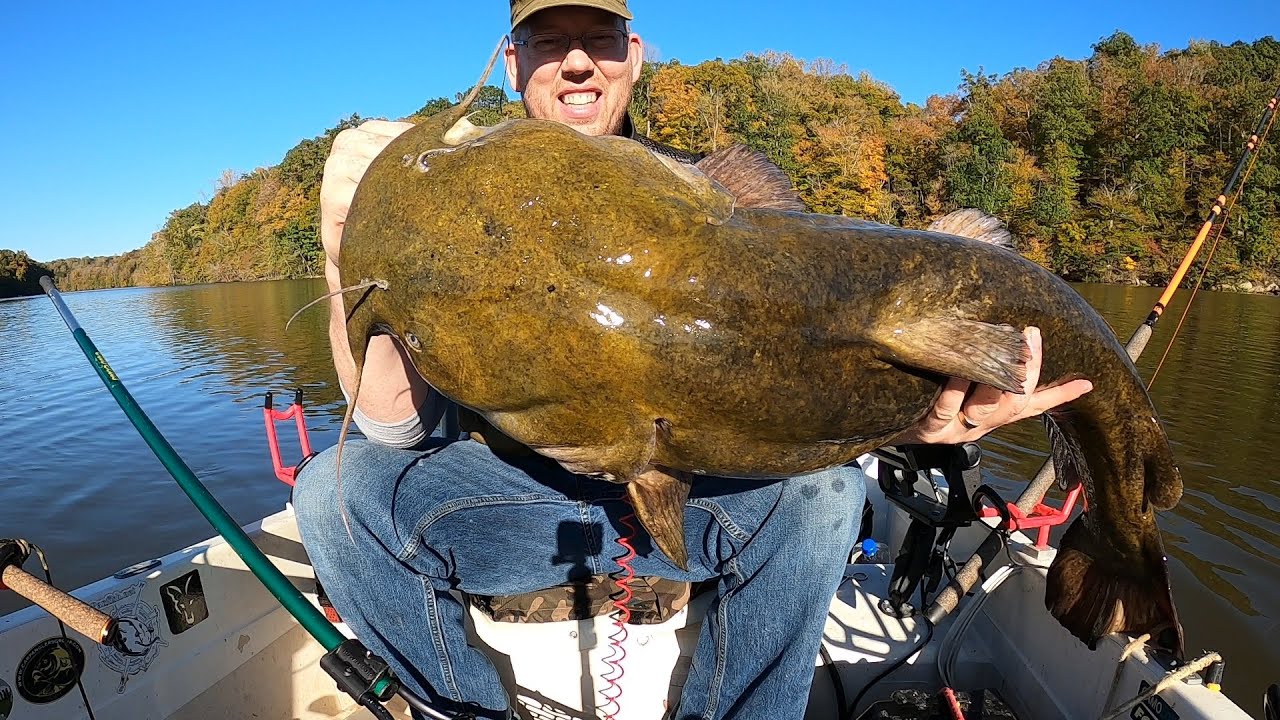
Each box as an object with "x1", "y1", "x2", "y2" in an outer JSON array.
[{"x1": 505, "y1": 6, "x2": 644, "y2": 137}]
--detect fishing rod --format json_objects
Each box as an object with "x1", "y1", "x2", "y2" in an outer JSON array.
[
  {"x1": 34, "y1": 276, "x2": 451, "y2": 720},
  {"x1": 1126, "y1": 83, "x2": 1280, "y2": 359},
  {"x1": 0, "y1": 538, "x2": 123, "y2": 649},
  {"x1": 926, "y1": 81, "x2": 1280, "y2": 625}
]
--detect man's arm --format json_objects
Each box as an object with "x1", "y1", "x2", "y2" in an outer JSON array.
[{"x1": 320, "y1": 120, "x2": 438, "y2": 428}]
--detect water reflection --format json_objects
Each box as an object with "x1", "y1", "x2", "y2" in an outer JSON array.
[{"x1": 0, "y1": 280, "x2": 348, "y2": 623}]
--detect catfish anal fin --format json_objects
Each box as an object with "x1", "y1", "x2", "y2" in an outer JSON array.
[
  {"x1": 876, "y1": 317, "x2": 1029, "y2": 394},
  {"x1": 626, "y1": 468, "x2": 693, "y2": 571},
  {"x1": 696, "y1": 145, "x2": 805, "y2": 211}
]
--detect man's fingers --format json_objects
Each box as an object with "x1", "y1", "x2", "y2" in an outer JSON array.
[
  {"x1": 928, "y1": 377, "x2": 970, "y2": 426},
  {"x1": 323, "y1": 149, "x2": 375, "y2": 189},
  {"x1": 326, "y1": 122, "x2": 414, "y2": 187},
  {"x1": 320, "y1": 171, "x2": 360, "y2": 210},
  {"x1": 960, "y1": 383, "x2": 1003, "y2": 426},
  {"x1": 1021, "y1": 326, "x2": 1043, "y2": 395},
  {"x1": 332, "y1": 121, "x2": 413, "y2": 160},
  {"x1": 355, "y1": 119, "x2": 415, "y2": 137},
  {"x1": 319, "y1": 123, "x2": 411, "y2": 261},
  {"x1": 1017, "y1": 379, "x2": 1095, "y2": 421}
]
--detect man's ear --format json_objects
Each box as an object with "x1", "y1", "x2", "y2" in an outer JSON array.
[
  {"x1": 629, "y1": 34, "x2": 644, "y2": 83},
  {"x1": 505, "y1": 39, "x2": 523, "y2": 92}
]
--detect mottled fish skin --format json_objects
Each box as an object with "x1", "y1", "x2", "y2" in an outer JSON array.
[{"x1": 337, "y1": 116, "x2": 1183, "y2": 657}]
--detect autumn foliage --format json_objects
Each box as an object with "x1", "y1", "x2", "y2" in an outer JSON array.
[{"x1": 13, "y1": 32, "x2": 1279, "y2": 298}]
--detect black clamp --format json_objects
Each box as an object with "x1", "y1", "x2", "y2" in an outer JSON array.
[
  {"x1": 321, "y1": 639, "x2": 398, "y2": 713},
  {"x1": 263, "y1": 388, "x2": 306, "y2": 410}
]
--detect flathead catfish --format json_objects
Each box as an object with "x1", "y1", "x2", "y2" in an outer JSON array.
[{"x1": 335, "y1": 112, "x2": 1184, "y2": 657}]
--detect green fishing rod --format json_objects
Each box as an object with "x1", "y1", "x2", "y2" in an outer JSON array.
[{"x1": 38, "y1": 276, "x2": 450, "y2": 720}]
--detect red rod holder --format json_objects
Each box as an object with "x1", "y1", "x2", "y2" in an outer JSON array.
[
  {"x1": 264, "y1": 389, "x2": 315, "y2": 487},
  {"x1": 977, "y1": 485, "x2": 1087, "y2": 548}
]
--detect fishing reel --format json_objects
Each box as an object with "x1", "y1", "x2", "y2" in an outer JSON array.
[{"x1": 871, "y1": 443, "x2": 985, "y2": 618}]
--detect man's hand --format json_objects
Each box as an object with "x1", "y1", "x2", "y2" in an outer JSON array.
[
  {"x1": 320, "y1": 120, "x2": 414, "y2": 265},
  {"x1": 891, "y1": 327, "x2": 1094, "y2": 445}
]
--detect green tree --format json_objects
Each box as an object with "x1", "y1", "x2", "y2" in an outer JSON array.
[{"x1": 943, "y1": 71, "x2": 1015, "y2": 215}]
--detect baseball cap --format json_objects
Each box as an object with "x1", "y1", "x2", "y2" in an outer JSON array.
[{"x1": 510, "y1": 0, "x2": 633, "y2": 30}]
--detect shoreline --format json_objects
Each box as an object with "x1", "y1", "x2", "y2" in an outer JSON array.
[{"x1": 6, "y1": 274, "x2": 1279, "y2": 301}]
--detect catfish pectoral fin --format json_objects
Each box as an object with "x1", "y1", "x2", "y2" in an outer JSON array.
[
  {"x1": 875, "y1": 316, "x2": 1029, "y2": 394},
  {"x1": 1046, "y1": 518, "x2": 1185, "y2": 659},
  {"x1": 626, "y1": 468, "x2": 693, "y2": 571}
]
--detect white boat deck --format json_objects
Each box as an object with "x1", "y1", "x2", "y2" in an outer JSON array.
[{"x1": 0, "y1": 478, "x2": 1256, "y2": 719}]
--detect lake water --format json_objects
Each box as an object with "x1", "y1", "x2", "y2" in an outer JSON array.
[{"x1": 1, "y1": 279, "x2": 1276, "y2": 711}]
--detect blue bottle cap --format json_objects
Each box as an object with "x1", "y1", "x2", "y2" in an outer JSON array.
[{"x1": 861, "y1": 538, "x2": 878, "y2": 556}]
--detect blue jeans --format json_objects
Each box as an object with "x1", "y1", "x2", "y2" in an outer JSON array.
[{"x1": 294, "y1": 438, "x2": 866, "y2": 720}]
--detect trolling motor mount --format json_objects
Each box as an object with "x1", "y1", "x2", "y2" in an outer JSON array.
[{"x1": 872, "y1": 443, "x2": 984, "y2": 618}]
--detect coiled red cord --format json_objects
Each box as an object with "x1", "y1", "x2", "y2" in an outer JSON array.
[
  {"x1": 599, "y1": 508, "x2": 638, "y2": 719},
  {"x1": 941, "y1": 687, "x2": 965, "y2": 720}
]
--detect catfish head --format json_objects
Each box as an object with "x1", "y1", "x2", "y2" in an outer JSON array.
[{"x1": 338, "y1": 37, "x2": 508, "y2": 400}]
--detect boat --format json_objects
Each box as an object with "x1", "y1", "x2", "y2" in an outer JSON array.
[{"x1": 0, "y1": 445, "x2": 1262, "y2": 720}]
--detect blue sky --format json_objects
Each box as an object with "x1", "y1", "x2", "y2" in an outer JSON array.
[{"x1": 3, "y1": 1, "x2": 1274, "y2": 261}]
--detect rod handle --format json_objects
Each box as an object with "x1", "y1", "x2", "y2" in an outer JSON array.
[{"x1": 1, "y1": 565, "x2": 118, "y2": 646}]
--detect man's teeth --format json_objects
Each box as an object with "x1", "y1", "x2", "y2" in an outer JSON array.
[{"x1": 563, "y1": 93, "x2": 598, "y2": 106}]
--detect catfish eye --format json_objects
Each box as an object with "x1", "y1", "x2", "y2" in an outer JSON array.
[{"x1": 404, "y1": 332, "x2": 422, "y2": 352}]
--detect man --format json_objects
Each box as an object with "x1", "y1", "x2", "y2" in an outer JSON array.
[{"x1": 295, "y1": 2, "x2": 1093, "y2": 718}]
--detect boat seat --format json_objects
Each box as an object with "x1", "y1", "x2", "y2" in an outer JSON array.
[
  {"x1": 468, "y1": 576, "x2": 706, "y2": 625},
  {"x1": 452, "y1": 412, "x2": 708, "y2": 627}
]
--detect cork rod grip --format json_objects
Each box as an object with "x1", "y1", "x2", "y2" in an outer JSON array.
[{"x1": 1, "y1": 564, "x2": 116, "y2": 645}]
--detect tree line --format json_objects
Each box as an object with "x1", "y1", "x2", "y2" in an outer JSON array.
[{"x1": 7, "y1": 31, "x2": 1277, "y2": 299}]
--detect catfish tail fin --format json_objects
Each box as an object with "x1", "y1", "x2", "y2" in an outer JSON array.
[
  {"x1": 1041, "y1": 409, "x2": 1185, "y2": 658},
  {"x1": 1047, "y1": 519, "x2": 1184, "y2": 658}
]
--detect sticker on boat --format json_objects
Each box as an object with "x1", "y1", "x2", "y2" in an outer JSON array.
[
  {"x1": 93, "y1": 582, "x2": 169, "y2": 693},
  {"x1": 15, "y1": 636, "x2": 84, "y2": 704},
  {"x1": 161, "y1": 569, "x2": 209, "y2": 634},
  {"x1": 0, "y1": 678, "x2": 12, "y2": 718},
  {"x1": 1131, "y1": 680, "x2": 1181, "y2": 720}
]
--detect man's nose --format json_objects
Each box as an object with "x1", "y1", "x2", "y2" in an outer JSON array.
[{"x1": 560, "y1": 43, "x2": 595, "y2": 74}]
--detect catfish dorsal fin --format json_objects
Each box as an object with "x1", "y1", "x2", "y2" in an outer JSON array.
[
  {"x1": 695, "y1": 145, "x2": 805, "y2": 211},
  {"x1": 928, "y1": 208, "x2": 1016, "y2": 249}
]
